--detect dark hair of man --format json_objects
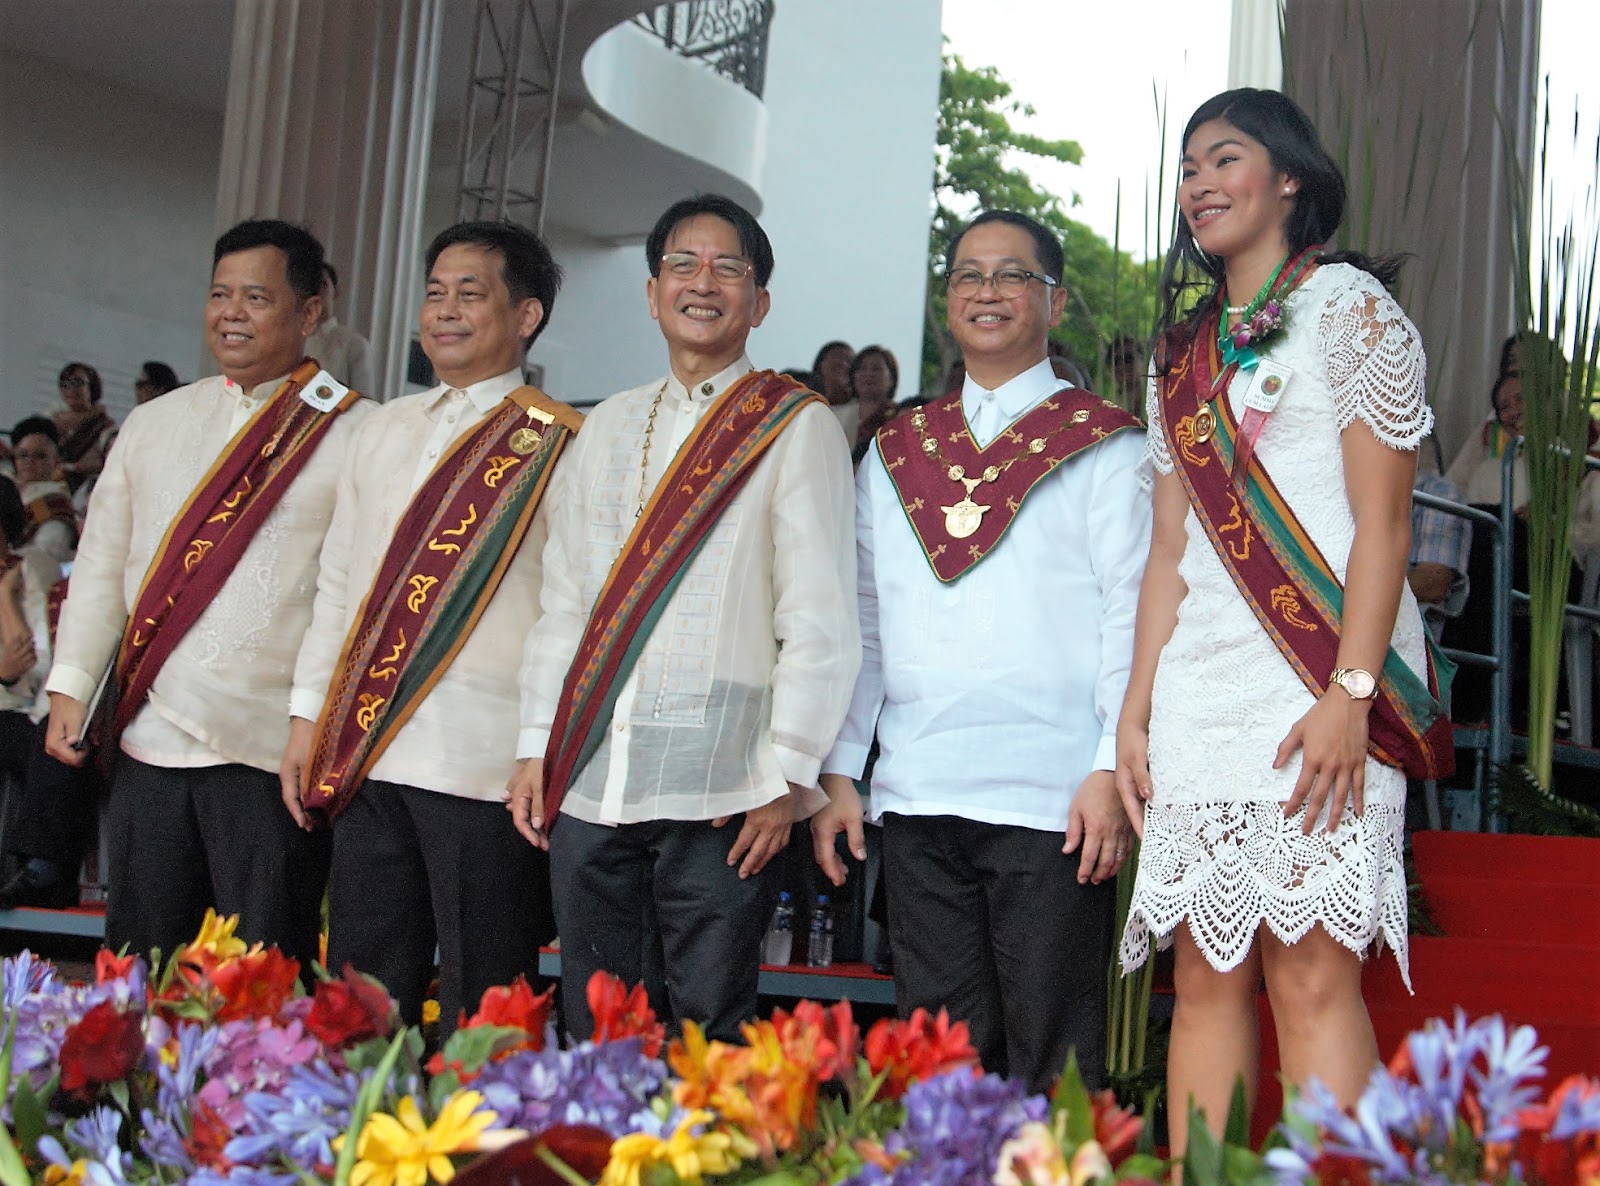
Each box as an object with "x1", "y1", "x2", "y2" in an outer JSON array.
[
  {"x1": 783, "y1": 369, "x2": 825, "y2": 393},
  {"x1": 944, "y1": 210, "x2": 1065, "y2": 283},
  {"x1": 645, "y1": 194, "x2": 774, "y2": 288},
  {"x1": 12, "y1": 416, "x2": 60, "y2": 449},
  {"x1": 323, "y1": 262, "x2": 339, "y2": 290},
  {"x1": 424, "y1": 221, "x2": 564, "y2": 347},
  {"x1": 212, "y1": 219, "x2": 326, "y2": 302},
  {"x1": 142, "y1": 361, "x2": 181, "y2": 394},
  {"x1": 1156, "y1": 88, "x2": 1403, "y2": 356},
  {"x1": 57, "y1": 362, "x2": 103, "y2": 405},
  {"x1": 849, "y1": 345, "x2": 900, "y2": 398},
  {"x1": 812, "y1": 340, "x2": 852, "y2": 373}
]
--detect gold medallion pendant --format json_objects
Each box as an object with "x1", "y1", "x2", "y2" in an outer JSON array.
[
  {"x1": 942, "y1": 496, "x2": 987, "y2": 539},
  {"x1": 1192, "y1": 405, "x2": 1216, "y2": 444},
  {"x1": 508, "y1": 426, "x2": 543, "y2": 455}
]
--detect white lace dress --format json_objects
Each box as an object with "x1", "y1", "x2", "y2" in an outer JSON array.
[{"x1": 1120, "y1": 264, "x2": 1433, "y2": 988}]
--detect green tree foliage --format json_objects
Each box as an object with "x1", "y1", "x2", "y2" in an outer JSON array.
[{"x1": 924, "y1": 50, "x2": 1156, "y2": 397}]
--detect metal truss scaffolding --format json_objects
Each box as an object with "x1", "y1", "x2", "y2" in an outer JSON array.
[{"x1": 454, "y1": 0, "x2": 572, "y2": 232}]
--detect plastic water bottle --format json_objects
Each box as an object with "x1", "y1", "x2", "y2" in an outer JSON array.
[
  {"x1": 806, "y1": 894, "x2": 834, "y2": 968},
  {"x1": 763, "y1": 891, "x2": 795, "y2": 965}
]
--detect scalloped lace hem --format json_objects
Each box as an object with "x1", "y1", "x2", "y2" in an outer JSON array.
[{"x1": 1118, "y1": 798, "x2": 1411, "y2": 992}]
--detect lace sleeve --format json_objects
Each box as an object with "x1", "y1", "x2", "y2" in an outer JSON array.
[
  {"x1": 1139, "y1": 373, "x2": 1173, "y2": 488},
  {"x1": 1319, "y1": 271, "x2": 1432, "y2": 449}
]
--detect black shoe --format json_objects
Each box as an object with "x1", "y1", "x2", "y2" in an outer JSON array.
[
  {"x1": 0, "y1": 866, "x2": 78, "y2": 911},
  {"x1": 872, "y1": 936, "x2": 894, "y2": 976}
]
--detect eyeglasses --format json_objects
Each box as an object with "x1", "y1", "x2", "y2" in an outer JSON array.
[
  {"x1": 945, "y1": 268, "x2": 1059, "y2": 299},
  {"x1": 659, "y1": 253, "x2": 755, "y2": 283}
]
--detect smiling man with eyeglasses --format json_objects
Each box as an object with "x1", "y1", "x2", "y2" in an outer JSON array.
[
  {"x1": 812, "y1": 209, "x2": 1150, "y2": 1092},
  {"x1": 507, "y1": 194, "x2": 859, "y2": 1043}
]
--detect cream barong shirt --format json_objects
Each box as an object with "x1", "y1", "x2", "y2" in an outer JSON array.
[
  {"x1": 291, "y1": 369, "x2": 547, "y2": 800},
  {"x1": 47, "y1": 372, "x2": 370, "y2": 773},
  {"x1": 517, "y1": 356, "x2": 860, "y2": 826}
]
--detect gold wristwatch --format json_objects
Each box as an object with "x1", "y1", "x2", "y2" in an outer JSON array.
[{"x1": 1330, "y1": 667, "x2": 1378, "y2": 700}]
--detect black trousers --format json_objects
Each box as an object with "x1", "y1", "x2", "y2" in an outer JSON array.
[
  {"x1": 1, "y1": 714, "x2": 99, "y2": 868},
  {"x1": 326, "y1": 778, "x2": 556, "y2": 1032},
  {"x1": 548, "y1": 814, "x2": 773, "y2": 1044},
  {"x1": 882, "y1": 812, "x2": 1115, "y2": 1093},
  {"x1": 105, "y1": 756, "x2": 330, "y2": 974}
]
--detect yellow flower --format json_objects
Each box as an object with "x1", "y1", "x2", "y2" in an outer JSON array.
[
  {"x1": 346, "y1": 1091, "x2": 499, "y2": 1186},
  {"x1": 421, "y1": 999, "x2": 440, "y2": 1026},
  {"x1": 599, "y1": 1110, "x2": 738, "y2": 1186},
  {"x1": 43, "y1": 1161, "x2": 89, "y2": 1186},
  {"x1": 995, "y1": 1122, "x2": 1069, "y2": 1186},
  {"x1": 186, "y1": 909, "x2": 248, "y2": 962}
]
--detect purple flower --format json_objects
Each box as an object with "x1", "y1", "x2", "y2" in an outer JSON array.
[
  {"x1": 879, "y1": 1069, "x2": 1047, "y2": 1186},
  {"x1": 473, "y1": 1036, "x2": 671, "y2": 1138},
  {"x1": 197, "y1": 1017, "x2": 320, "y2": 1127},
  {"x1": 1, "y1": 950, "x2": 55, "y2": 1007},
  {"x1": 1232, "y1": 329, "x2": 1252, "y2": 349},
  {"x1": 36, "y1": 1134, "x2": 127, "y2": 1186},
  {"x1": 223, "y1": 1060, "x2": 362, "y2": 1171},
  {"x1": 1470, "y1": 1015, "x2": 1546, "y2": 1142},
  {"x1": 1552, "y1": 1079, "x2": 1600, "y2": 1140},
  {"x1": 188, "y1": 1168, "x2": 299, "y2": 1186}
]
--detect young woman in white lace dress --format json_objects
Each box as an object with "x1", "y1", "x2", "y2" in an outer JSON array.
[{"x1": 1114, "y1": 89, "x2": 1435, "y2": 1152}]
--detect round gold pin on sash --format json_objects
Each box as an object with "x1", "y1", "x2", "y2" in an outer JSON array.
[
  {"x1": 509, "y1": 427, "x2": 543, "y2": 455},
  {"x1": 1192, "y1": 405, "x2": 1216, "y2": 444}
]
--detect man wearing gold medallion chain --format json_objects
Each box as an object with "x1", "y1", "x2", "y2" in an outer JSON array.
[
  {"x1": 813, "y1": 210, "x2": 1148, "y2": 1091},
  {"x1": 507, "y1": 195, "x2": 858, "y2": 1042},
  {"x1": 282, "y1": 222, "x2": 575, "y2": 1030}
]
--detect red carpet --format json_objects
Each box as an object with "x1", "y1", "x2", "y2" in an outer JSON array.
[{"x1": 1251, "y1": 832, "x2": 1600, "y2": 1144}]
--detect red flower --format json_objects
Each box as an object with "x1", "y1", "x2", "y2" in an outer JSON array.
[
  {"x1": 451, "y1": 1125, "x2": 614, "y2": 1186},
  {"x1": 186, "y1": 1100, "x2": 234, "y2": 1170},
  {"x1": 773, "y1": 999, "x2": 859, "y2": 1083},
  {"x1": 57, "y1": 1000, "x2": 144, "y2": 1098},
  {"x1": 864, "y1": 1008, "x2": 977, "y2": 1099},
  {"x1": 461, "y1": 976, "x2": 553, "y2": 1046},
  {"x1": 1089, "y1": 1089, "x2": 1143, "y2": 1165},
  {"x1": 587, "y1": 972, "x2": 664, "y2": 1057},
  {"x1": 208, "y1": 947, "x2": 301, "y2": 1022},
  {"x1": 305, "y1": 964, "x2": 396, "y2": 1047},
  {"x1": 94, "y1": 949, "x2": 139, "y2": 986}
]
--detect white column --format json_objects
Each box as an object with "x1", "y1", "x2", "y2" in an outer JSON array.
[
  {"x1": 1229, "y1": 0, "x2": 1285, "y2": 91},
  {"x1": 214, "y1": 0, "x2": 446, "y2": 398}
]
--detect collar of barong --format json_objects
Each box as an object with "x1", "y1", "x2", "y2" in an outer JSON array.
[
  {"x1": 1158, "y1": 318, "x2": 1455, "y2": 780},
  {"x1": 111, "y1": 358, "x2": 363, "y2": 741},
  {"x1": 301, "y1": 387, "x2": 581, "y2": 822},
  {"x1": 540, "y1": 368, "x2": 823, "y2": 829},
  {"x1": 874, "y1": 386, "x2": 1140, "y2": 583}
]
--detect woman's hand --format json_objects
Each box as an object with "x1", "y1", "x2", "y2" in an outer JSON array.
[
  {"x1": 1275, "y1": 691, "x2": 1369, "y2": 833},
  {"x1": 1114, "y1": 718, "x2": 1153, "y2": 838}
]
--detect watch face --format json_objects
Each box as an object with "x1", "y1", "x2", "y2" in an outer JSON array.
[{"x1": 1341, "y1": 669, "x2": 1376, "y2": 699}]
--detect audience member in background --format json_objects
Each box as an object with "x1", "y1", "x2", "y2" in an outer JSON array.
[
  {"x1": 1104, "y1": 333, "x2": 1147, "y2": 410},
  {"x1": 1446, "y1": 371, "x2": 1524, "y2": 509},
  {"x1": 53, "y1": 363, "x2": 117, "y2": 499},
  {"x1": 849, "y1": 344, "x2": 899, "y2": 462},
  {"x1": 305, "y1": 262, "x2": 377, "y2": 394},
  {"x1": 134, "y1": 362, "x2": 181, "y2": 405},
  {"x1": 43, "y1": 218, "x2": 370, "y2": 972},
  {"x1": 1408, "y1": 458, "x2": 1471, "y2": 643},
  {"x1": 814, "y1": 341, "x2": 858, "y2": 446},
  {"x1": 9, "y1": 418, "x2": 77, "y2": 568}
]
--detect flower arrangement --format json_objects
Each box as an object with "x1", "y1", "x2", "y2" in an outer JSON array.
[{"x1": 3, "y1": 915, "x2": 1598, "y2": 1186}]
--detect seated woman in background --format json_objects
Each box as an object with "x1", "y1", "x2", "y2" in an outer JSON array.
[
  {"x1": 848, "y1": 344, "x2": 898, "y2": 463},
  {"x1": 52, "y1": 362, "x2": 117, "y2": 499}
]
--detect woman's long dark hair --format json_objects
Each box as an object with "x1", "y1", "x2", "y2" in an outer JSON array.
[{"x1": 1156, "y1": 88, "x2": 1404, "y2": 359}]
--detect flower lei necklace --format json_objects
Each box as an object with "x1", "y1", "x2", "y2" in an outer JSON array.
[{"x1": 1217, "y1": 246, "x2": 1321, "y2": 372}]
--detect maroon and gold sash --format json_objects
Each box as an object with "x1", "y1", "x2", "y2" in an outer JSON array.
[
  {"x1": 875, "y1": 387, "x2": 1140, "y2": 582},
  {"x1": 1160, "y1": 315, "x2": 1454, "y2": 780},
  {"x1": 541, "y1": 370, "x2": 824, "y2": 827},
  {"x1": 23, "y1": 493, "x2": 78, "y2": 551},
  {"x1": 113, "y1": 360, "x2": 363, "y2": 740},
  {"x1": 301, "y1": 388, "x2": 581, "y2": 822}
]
